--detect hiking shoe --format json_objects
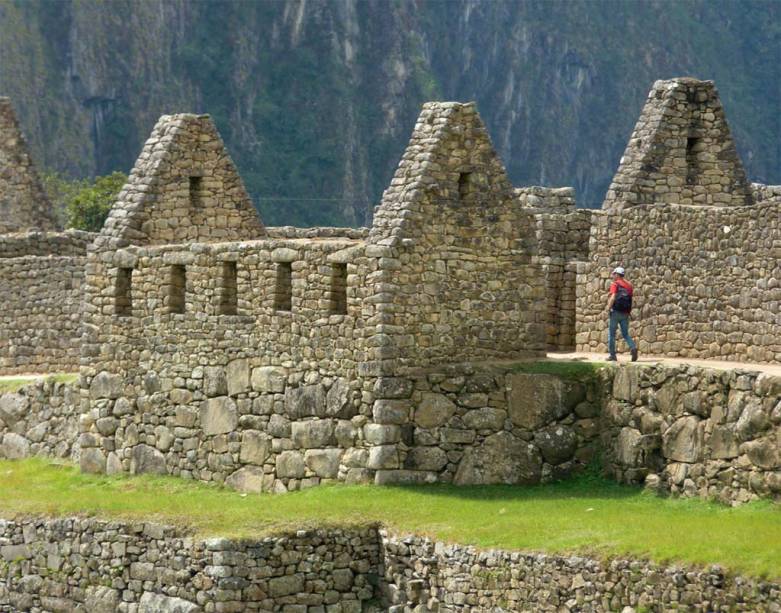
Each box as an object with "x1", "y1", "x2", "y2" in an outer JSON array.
[
  {"x1": 631, "y1": 348, "x2": 638, "y2": 362},
  {"x1": 607, "y1": 355, "x2": 617, "y2": 362}
]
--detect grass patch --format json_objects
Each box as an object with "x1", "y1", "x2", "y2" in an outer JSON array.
[
  {"x1": 509, "y1": 360, "x2": 606, "y2": 380},
  {"x1": 2, "y1": 458, "x2": 780, "y2": 579},
  {"x1": 0, "y1": 373, "x2": 78, "y2": 394}
]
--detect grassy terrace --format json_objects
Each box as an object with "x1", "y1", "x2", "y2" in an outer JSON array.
[
  {"x1": 0, "y1": 373, "x2": 78, "y2": 394},
  {"x1": 2, "y1": 459, "x2": 780, "y2": 579}
]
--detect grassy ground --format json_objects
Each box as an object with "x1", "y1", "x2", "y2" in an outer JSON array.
[
  {"x1": 2, "y1": 458, "x2": 780, "y2": 579},
  {"x1": 0, "y1": 373, "x2": 78, "y2": 394}
]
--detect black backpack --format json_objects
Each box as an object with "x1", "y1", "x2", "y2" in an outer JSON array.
[{"x1": 613, "y1": 285, "x2": 632, "y2": 313}]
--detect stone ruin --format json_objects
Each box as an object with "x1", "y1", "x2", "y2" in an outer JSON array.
[{"x1": 0, "y1": 77, "x2": 779, "y2": 499}]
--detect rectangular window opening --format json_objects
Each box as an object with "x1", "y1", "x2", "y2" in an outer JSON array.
[
  {"x1": 115, "y1": 267, "x2": 133, "y2": 317},
  {"x1": 329, "y1": 263, "x2": 348, "y2": 315},
  {"x1": 189, "y1": 176, "x2": 202, "y2": 207},
  {"x1": 685, "y1": 137, "x2": 700, "y2": 185},
  {"x1": 274, "y1": 262, "x2": 292, "y2": 312},
  {"x1": 168, "y1": 265, "x2": 186, "y2": 314},
  {"x1": 458, "y1": 172, "x2": 472, "y2": 201},
  {"x1": 219, "y1": 261, "x2": 238, "y2": 315}
]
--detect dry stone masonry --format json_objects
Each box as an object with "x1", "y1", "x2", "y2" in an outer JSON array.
[{"x1": 1, "y1": 517, "x2": 779, "y2": 612}]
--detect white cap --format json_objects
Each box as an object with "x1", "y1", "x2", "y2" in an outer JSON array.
[{"x1": 612, "y1": 266, "x2": 625, "y2": 276}]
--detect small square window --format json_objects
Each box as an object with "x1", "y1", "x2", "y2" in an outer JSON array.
[
  {"x1": 168, "y1": 265, "x2": 186, "y2": 314},
  {"x1": 274, "y1": 262, "x2": 292, "y2": 312},
  {"x1": 329, "y1": 263, "x2": 348, "y2": 315},
  {"x1": 219, "y1": 261, "x2": 238, "y2": 315},
  {"x1": 115, "y1": 267, "x2": 133, "y2": 317},
  {"x1": 189, "y1": 176, "x2": 202, "y2": 207}
]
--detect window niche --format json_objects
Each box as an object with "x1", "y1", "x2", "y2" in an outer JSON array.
[
  {"x1": 458, "y1": 172, "x2": 472, "y2": 201},
  {"x1": 114, "y1": 267, "x2": 133, "y2": 317},
  {"x1": 685, "y1": 136, "x2": 701, "y2": 185},
  {"x1": 329, "y1": 263, "x2": 348, "y2": 315},
  {"x1": 168, "y1": 265, "x2": 186, "y2": 314},
  {"x1": 189, "y1": 175, "x2": 202, "y2": 207},
  {"x1": 273, "y1": 262, "x2": 293, "y2": 312},
  {"x1": 219, "y1": 261, "x2": 238, "y2": 315}
]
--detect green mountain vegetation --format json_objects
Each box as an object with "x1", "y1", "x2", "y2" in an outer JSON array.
[{"x1": 1, "y1": 0, "x2": 779, "y2": 227}]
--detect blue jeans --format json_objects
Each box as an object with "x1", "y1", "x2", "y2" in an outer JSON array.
[{"x1": 608, "y1": 311, "x2": 636, "y2": 356}]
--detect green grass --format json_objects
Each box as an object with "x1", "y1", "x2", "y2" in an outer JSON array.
[
  {"x1": 509, "y1": 360, "x2": 607, "y2": 380},
  {"x1": 2, "y1": 459, "x2": 780, "y2": 579},
  {"x1": 0, "y1": 373, "x2": 78, "y2": 394}
]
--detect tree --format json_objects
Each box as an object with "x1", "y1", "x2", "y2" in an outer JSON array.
[{"x1": 42, "y1": 171, "x2": 127, "y2": 232}]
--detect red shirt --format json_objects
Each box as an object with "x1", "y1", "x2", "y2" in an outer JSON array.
[{"x1": 609, "y1": 278, "x2": 633, "y2": 296}]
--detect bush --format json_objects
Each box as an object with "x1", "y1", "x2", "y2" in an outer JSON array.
[{"x1": 42, "y1": 171, "x2": 127, "y2": 232}]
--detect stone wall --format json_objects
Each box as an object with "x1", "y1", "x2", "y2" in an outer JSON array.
[
  {"x1": 0, "y1": 518, "x2": 380, "y2": 612},
  {"x1": 0, "y1": 230, "x2": 94, "y2": 258},
  {"x1": 369, "y1": 363, "x2": 603, "y2": 486},
  {"x1": 602, "y1": 363, "x2": 781, "y2": 505},
  {"x1": 0, "y1": 254, "x2": 86, "y2": 374},
  {"x1": 2, "y1": 517, "x2": 778, "y2": 612},
  {"x1": 0, "y1": 98, "x2": 56, "y2": 233},
  {"x1": 0, "y1": 379, "x2": 79, "y2": 462},
  {"x1": 602, "y1": 78, "x2": 753, "y2": 211},
  {"x1": 380, "y1": 532, "x2": 781, "y2": 612},
  {"x1": 576, "y1": 201, "x2": 781, "y2": 363}
]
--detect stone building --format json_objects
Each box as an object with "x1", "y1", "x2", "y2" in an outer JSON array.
[{"x1": 1, "y1": 77, "x2": 779, "y2": 495}]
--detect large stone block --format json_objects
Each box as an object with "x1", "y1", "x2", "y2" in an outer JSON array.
[
  {"x1": 462, "y1": 407, "x2": 506, "y2": 431},
  {"x1": 139, "y1": 592, "x2": 201, "y2": 613},
  {"x1": 276, "y1": 450, "x2": 306, "y2": 478},
  {"x1": 200, "y1": 397, "x2": 238, "y2": 435},
  {"x1": 305, "y1": 448, "x2": 343, "y2": 478},
  {"x1": 373, "y1": 377, "x2": 414, "y2": 399},
  {"x1": 85, "y1": 587, "x2": 121, "y2": 613},
  {"x1": 80, "y1": 447, "x2": 106, "y2": 474},
  {"x1": 709, "y1": 426, "x2": 739, "y2": 459},
  {"x1": 372, "y1": 400, "x2": 411, "y2": 425},
  {"x1": 239, "y1": 430, "x2": 271, "y2": 465},
  {"x1": 326, "y1": 378, "x2": 356, "y2": 418},
  {"x1": 367, "y1": 445, "x2": 399, "y2": 469},
  {"x1": 0, "y1": 433, "x2": 30, "y2": 459},
  {"x1": 454, "y1": 431, "x2": 542, "y2": 485},
  {"x1": 251, "y1": 366, "x2": 287, "y2": 393},
  {"x1": 535, "y1": 425, "x2": 577, "y2": 465},
  {"x1": 226, "y1": 466, "x2": 266, "y2": 493},
  {"x1": 414, "y1": 393, "x2": 456, "y2": 429},
  {"x1": 404, "y1": 447, "x2": 448, "y2": 471},
  {"x1": 285, "y1": 384, "x2": 326, "y2": 418},
  {"x1": 291, "y1": 420, "x2": 335, "y2": 448},
  {"x1": 131, "y1": 444, "x2": 167, "y2": 475},
  {"x1": 204, "y1": 367, "x2": 227, "y2": 397},
  {"x1": 507, "y1": 373, "x2": 579, "y2": 430},
  {"x1": 226, "y1": 358, "x2": 250, "y2": 396},
  {"x1": 662, "y1": 416, "x2": 702, "y2": 463},
  {"x1": 89, "y1": 372, "x2": 122, "y2": 400},
  {"x1": 0, "y1": 393, "x2": 28, "y2": 426}
]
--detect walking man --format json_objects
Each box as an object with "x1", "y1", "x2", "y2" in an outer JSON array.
[{"x1": 605, "y1": 266, "x2": 638, "y2": 362}]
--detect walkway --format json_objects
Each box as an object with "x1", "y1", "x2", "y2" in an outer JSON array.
[{"x1": 547, "y1": 351, "x2": 781, "y2": 377}]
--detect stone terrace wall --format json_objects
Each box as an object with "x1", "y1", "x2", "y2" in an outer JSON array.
[
  {"x1": 2, "y1": 518, "x2": 778, "y2": 612},
  {"x1": 0, "y1": 518, "x2": 379, "y2": 612},
  {"x1": 0, "y1": 379, "x2": 79, "y2": 462},
  {"x1": 380, "y1": 532, "x2": 781, "y2": 612},
  {"x1": 0, "y1": 254, "x2": 85, "y2": 374},
  {"x1": 369, "y1": 363, "x2": 603, "y2": 486},
  {"x1": 602, "y1": 363, "x2": 781, "y2": 505},
  {"x1": 79, "y1": 237, "x2": 380, "y2": 490},
  {"x1": 577, "y1": 201, "x2": 781, "y2": 363}
]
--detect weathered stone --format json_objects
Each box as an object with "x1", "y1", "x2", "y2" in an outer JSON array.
[
  {"x1": 613, "y1": 367, "x2": 639, "y2": 402},
  {"x1": 415, "y1": 393, "x2": 456, "y2": 429},
  {"x1": 0, "y1": 393, "x2": 28, "y2": 426},
  {"x1": 285, "y1": 384, "x2": 326, "y2": 418},
  {"x1": 276, "y1": 450, "x2": 306, "y2": 478},
  {"x1": 535, "y1": 425, "x2": 577, "y2": 465},
  {"x1": 709, "y1": 426, "x2": 739, "y2": 459},
  {"x1": 291, "y1": 420, "x2": 335, "y2": 448},
  {"x1": 226, "y1": 358, "x2": 250, "y2": 396},
  {"x1": 736, "y1": 402, "x2": 769, "y2": 441},
  {"x1": 85, "y1": 586, "x2": 121, "y2": 613},
  {"x1": 250, "y1": 366, "x2": 287, "y2": 393},
  {"x1": 200, "y1": 397, "x2": 238, "y2": 435},
  {"x1": 304, "y1": 448, "x2": 343, "y2": 478},
  {"x1": 112, "y1": 397, "x2": 134, "y2": 416},
  {"x1": 154, "y1": 425, "x2": 174, "y2": 451},
  {"x1": 89, "y1": 372, "x2": 122, "y2": 400},
  {"x1": 225, "y1": 466, "x2": 266, "y2": 493},
  {"x1": 139, "y1": 592, "x2": 201, "y2": 613},
  {"x1": 615, "y1": 427, "x2": 644, "y2": 466},
  {"x1": 204, "y1": 367, "x2": 227, "y2": 397},
  {"x1": 744, "y1": 438, "x2": 778, "y2": 469},
  {"x1": 462, "y1": 407, "x2": 506, "y2": 431},
  {"x1": 404, "y1": 447, "x2": 448, "y2": 471},
  {"x1": 372, "y1": 400, "x2": 411, "y2": 425},
  {"x1": 373, "y1": 377, "x2": 414, "y2": 399},
  {"x1": 268, "y1": 574, "x2": 304, "y2": 598},
  {"x1": 239, "y1": 430, "x2": 271, "y2": 465},
  {"x1": 507, "y1": 373, "x2": 571, "y2": 430},
  {"x1": 454, "y1": 431, "x2": 542, "y2": 485},
  {"x1": 363, "y1": 424, "x2": 400, "y2": 445},
  {"x1": 326, "y1": 378, "x2": 355, "y2": 418},
  {"x1": 367, "y1": 445, "x2": 399, "y2": 469},
  {"x1": 79, "y1": 447, "x2": 106, "y2": 474},
  {"x1": 131, "y1": 444, "x2": 167, "y2": 475},
  {"x1": 0, "y1": 432, "x2": 30, "y2": 459},
  {"x1": 662, "y1": 416, "x2": 702, "y2": 463},
  {"x1": 96, "y1": 417, "x2": 119, "y2": 437}
]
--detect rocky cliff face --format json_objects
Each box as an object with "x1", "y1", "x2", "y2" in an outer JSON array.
[{"x1": 1, "y1": 0, "x2": 778, "y2": 226}]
